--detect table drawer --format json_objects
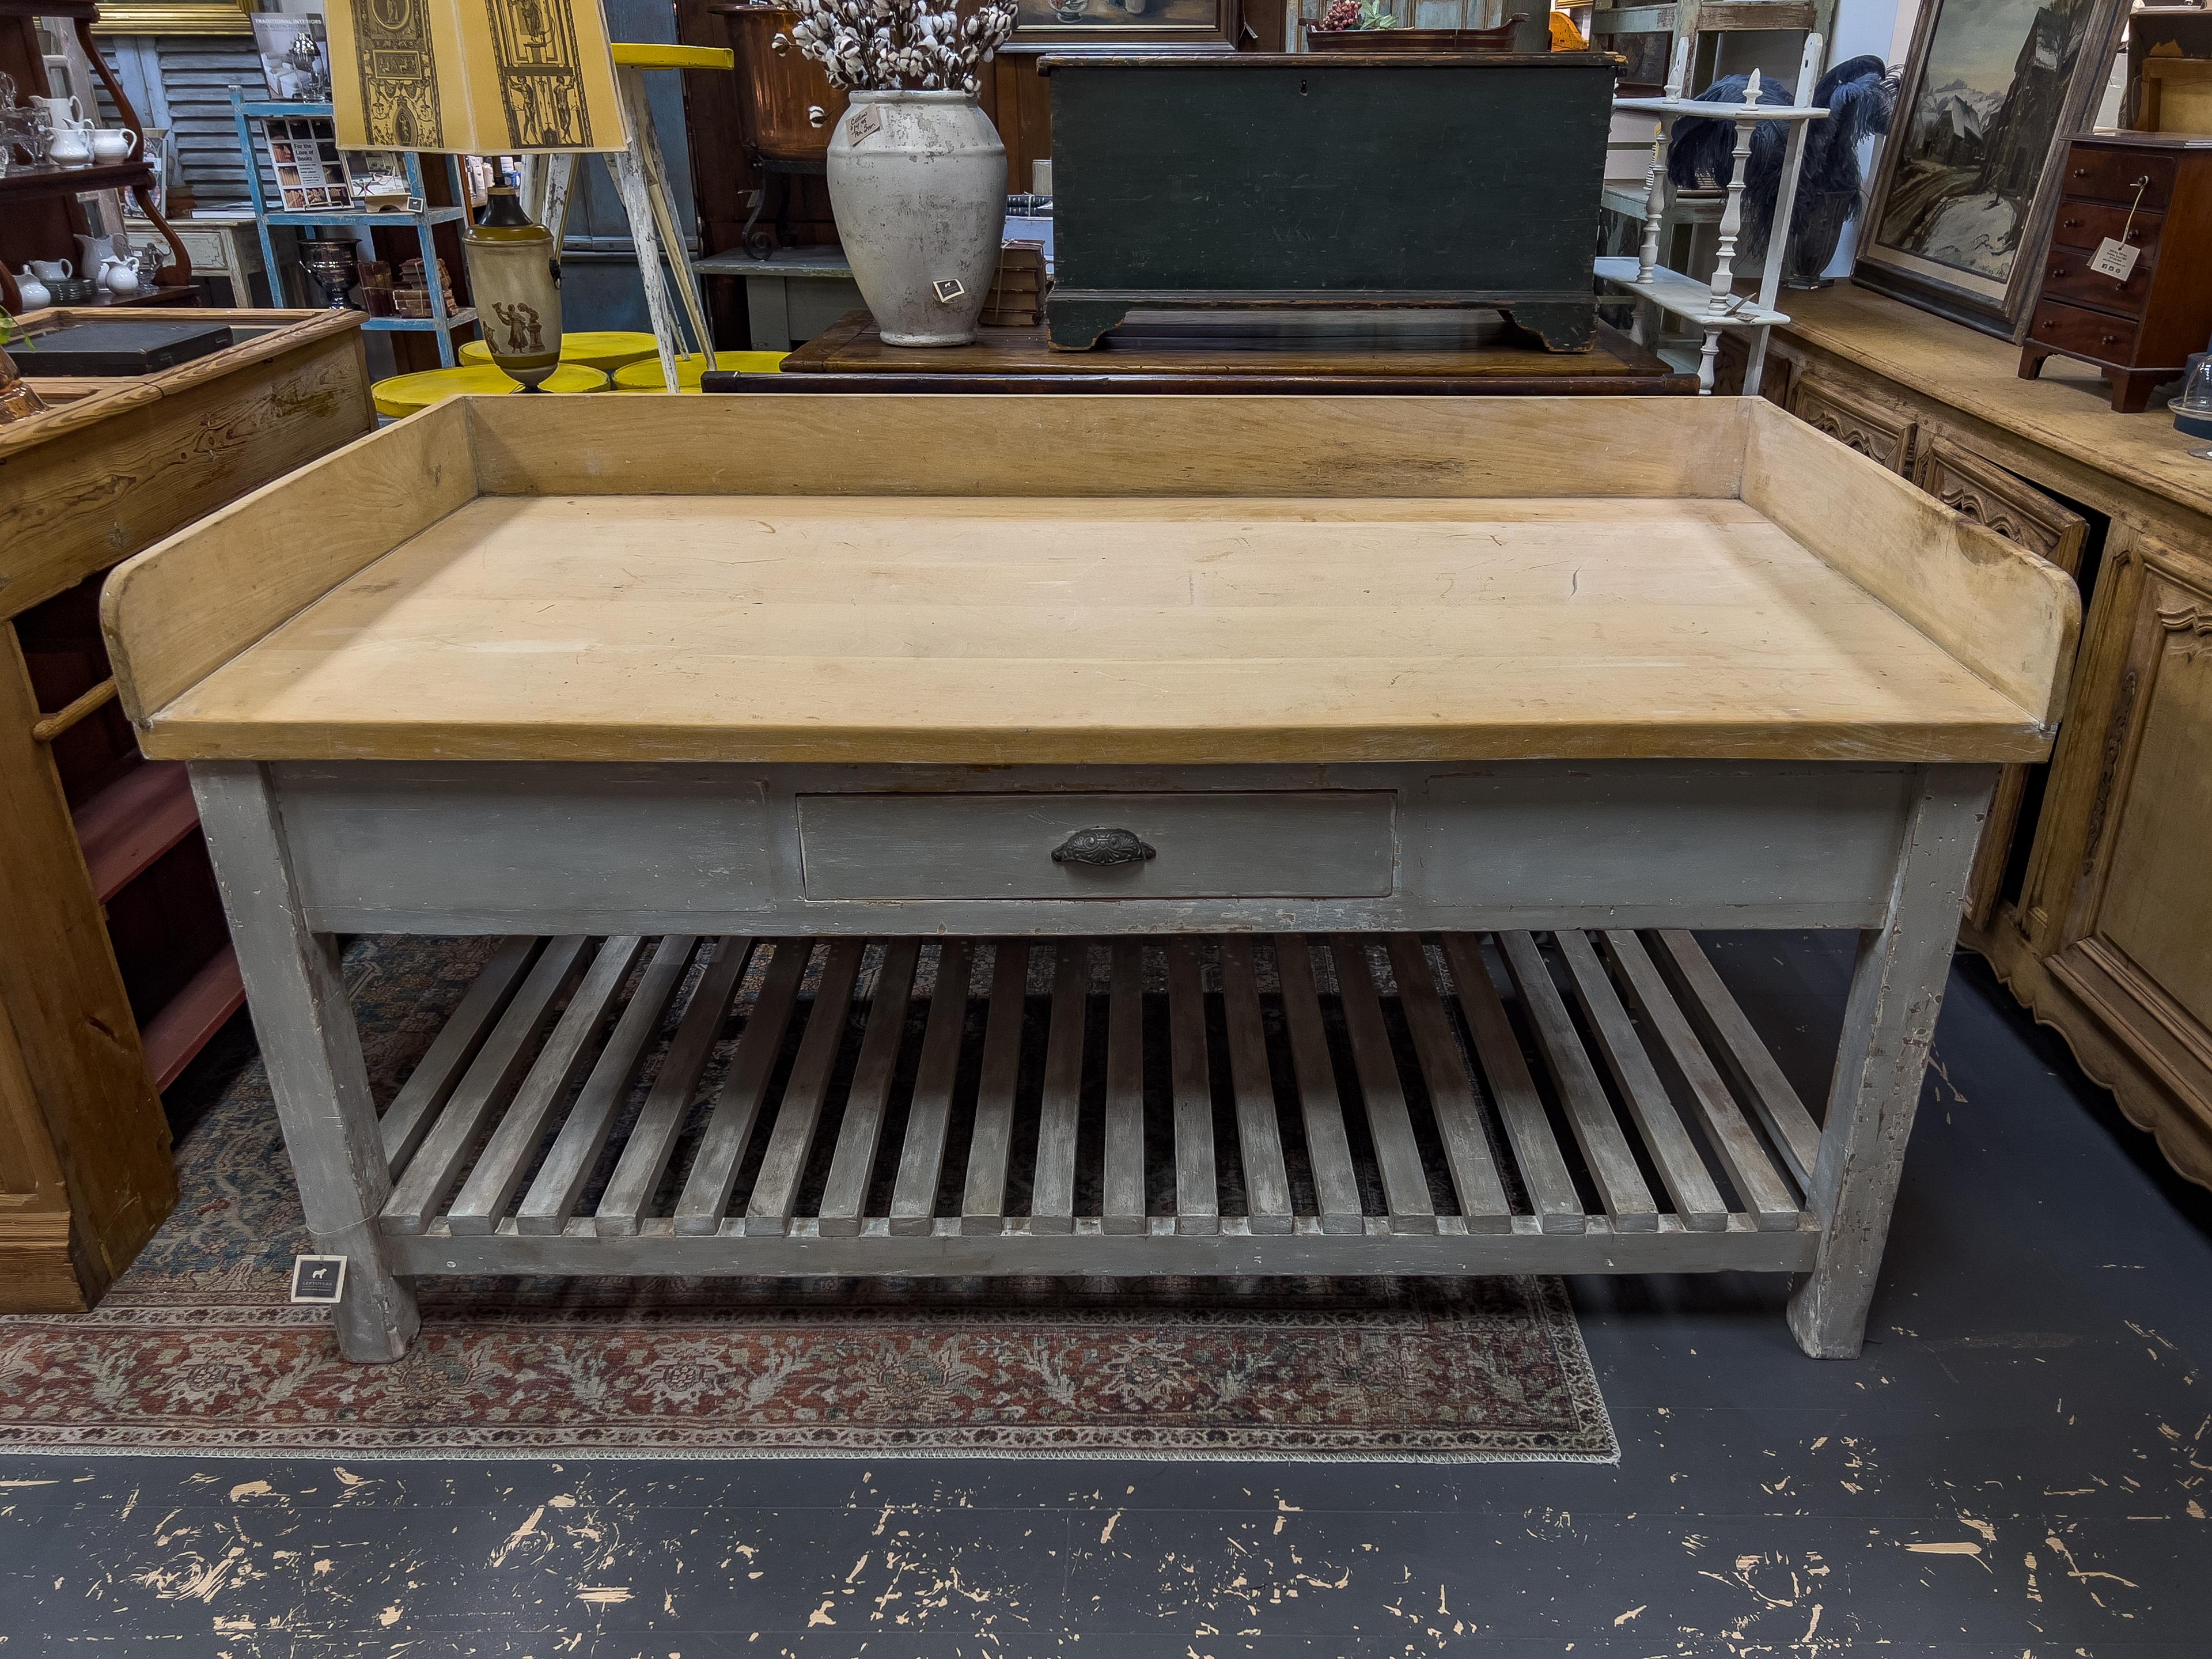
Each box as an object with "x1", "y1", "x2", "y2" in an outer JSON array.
[
  {"x1": 2052, "y1": 200, "x2": 2164, "y2": 262},
  {"x1": 2025, "y1": 298, "x2": 2137, "y2": 366},
  {"x1": 798, "y1": 790, "x2": 1397, "y2": 900},
  {"x1": 2037, "y1": 243, "x2": 2153, "y2": 315},
  {"x1": 2059, "y1": 147, "x2": 2177, "y2": 209}
]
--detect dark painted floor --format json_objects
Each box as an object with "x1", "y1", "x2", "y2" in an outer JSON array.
[{"x1": 3, "y1": 933, "x2": 2209, "y2": 1657}]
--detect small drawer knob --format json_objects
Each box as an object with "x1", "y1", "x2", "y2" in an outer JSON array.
[
  {"x1": 771, "y1": 29, "x2": 790, "y2": 52},
  {"x1": 808, "y1": 104, "x2": 826, "y2": 127},
  {"x1": 2101, "y1": 334, "x2": 2118, "y2": 346},
  {"x1": 1052, "y1": 828, "x2": 1156, "y2": 868}
]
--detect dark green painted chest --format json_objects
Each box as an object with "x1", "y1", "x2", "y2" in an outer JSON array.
[{"x1": 1039, "y1": 52, "x2": 1620, "y2": 352}]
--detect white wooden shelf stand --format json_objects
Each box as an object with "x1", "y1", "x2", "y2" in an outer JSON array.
[{"x1": 1594, "y1": 36, "x2": 1830, "y2": 395}]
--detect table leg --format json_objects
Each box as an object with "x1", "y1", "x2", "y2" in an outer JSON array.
[
  {"x1": 1787, "y1": 764, "x2": 1994, "y2": 1359},
  {"x1": 191, "y1": 762, "x2": 419, "y2": 1363}
]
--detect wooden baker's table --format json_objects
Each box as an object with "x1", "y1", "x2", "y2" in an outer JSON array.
[
  {"x1": 719, "y1": 308, "x2": 1696, "y2": 395},
  {"x1": 102, "y1": 395, "x2": 2071, "y2": 1363}
]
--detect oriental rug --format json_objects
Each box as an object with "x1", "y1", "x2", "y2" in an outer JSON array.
[{"x1": 0, "y1": 937, "x2": 1614, "y2": 1463}]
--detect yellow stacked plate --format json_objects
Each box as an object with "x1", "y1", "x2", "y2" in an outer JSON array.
[
  {"x1": 611, "y1": 350, "x2": 789, "y2": 392},
  {"x1": 459, "y1": 331, "x2": 661, "y2": 373},
  {"x1": 372, "y1": 363, "x2": 609, "y2": 419}
]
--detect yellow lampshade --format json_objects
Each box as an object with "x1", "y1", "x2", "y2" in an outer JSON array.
[{"x1": 327, "y1": 0, "x2": 627, "y2": 154}]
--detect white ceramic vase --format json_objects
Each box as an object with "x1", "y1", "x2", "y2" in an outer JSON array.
[{"x1": 825, "y1": 90, "x2": 1004, "y2": 347}]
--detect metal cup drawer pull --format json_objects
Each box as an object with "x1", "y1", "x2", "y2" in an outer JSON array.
[{"x1": 1051, "y1": 827, "x2": 1156, "y2": 866}]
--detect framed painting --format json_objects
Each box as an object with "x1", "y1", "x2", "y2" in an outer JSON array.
[
  {"x1": 1010, "y1": 0, "x2": 1240, "y2": 51},
  {"x1": 1855, "y1": 0, "x2": 2127, "y2": 339}
]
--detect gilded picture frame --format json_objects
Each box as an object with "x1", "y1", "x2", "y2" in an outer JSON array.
[
  {"x1": 1009, "y1": 0, "x2": 1241, "y2": 52},
  {"x1": 90, "y1": 0, "x2": 253, "y2": 36},
  {"x1": 1854, "y1": 0, "x2": 2127, "y2": 340}
]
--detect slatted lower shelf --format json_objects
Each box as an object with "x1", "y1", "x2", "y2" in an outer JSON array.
[{"x1": 375, "y1": 931, "x2": 1824, "y2": 1278}]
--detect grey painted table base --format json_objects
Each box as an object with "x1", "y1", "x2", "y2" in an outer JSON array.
[{"x1": 190, "y1": 757, "x2": 1993, "y2": 1364}]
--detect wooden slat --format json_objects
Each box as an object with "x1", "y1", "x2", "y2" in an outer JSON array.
[
  {"x1": 1498, "y1": 931, "x2": 1660, "y2": 1233},
  {"x1": 515, "y1": 935, "x2": 700, "y2": 1235},
  {"x1": 1217, "y1": 937, "x2": 1293, "y2": 1236},
  {"x1": 671, "y1": 940, "x2": 812, "y2": 1236},
  {"x1": 961, "y1": 941, "x2": 1035, "y2": 1236},
  {"x1": 381, "y1": 938, "x2": 540, "y2": 1173},
  {"x1": 1102, "y1": 938, "x2": 1147, "y2": 1235},
  {"x1": 745, "y1": 940, "x2": 867, "y2": 1234},
  {"x1": 1552, "y1": 929, "x2": 1728, "y2": 1232},
  {"x1": 888, "y1": 938, "x2": 974, "y2": 1236},
  {"x1": 447, "y1": 938, "x2": 649, "y2": 1236},
  {"x1": 817, "y1": 938, "x2": 922, "y2": 1238},
  {"x1": 594, "y1": 938, "x2": 754, "y2": 1236},
  {"x1": 1438, "y1": 934, "x2": 1585, "y2": 1235},
  {"x1": 1271, "y1": 935, "x2": 1365, "y2": 1234},
  {"x1": 1328, "y1": 935, "x2": 1437, "y2": 1235},
  {"x1": 1028, "y1": 941, "x2": 1089, "y2": 1236},
  {"x1": 1601, "y1": 930, "x2": 1801, "y2": 1229},
  {"x1": 379, "y1": 935, "x2": 590, "y2": 1235},
  {"x1": 1652, "y1": 930, "x2": 1822, "y2": 1188},
  {"x1": 1165, "y1": 938, "x2": 1219, "y2": 1236},
  {"x1": 1385, "y1": 937, "x2": 1513, "y2": 1233}
]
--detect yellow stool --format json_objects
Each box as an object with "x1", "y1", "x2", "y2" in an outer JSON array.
[
  {"x1": 373, "y1": 363, "x2": 609, "y2": 420},
  {"x1": 611, "y1": 350, "x2": 788, "y2": 391},
  {"x1": 461, "y1": 331, "x2": 662, "y2": 373}
]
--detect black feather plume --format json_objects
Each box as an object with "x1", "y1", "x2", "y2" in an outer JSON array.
[{"x1": 1664, "y1": 54, "x2": 1897, "y2": 277}]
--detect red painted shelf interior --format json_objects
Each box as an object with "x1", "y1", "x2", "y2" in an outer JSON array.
[
  {"x1": 141, "y1": 944, "x2": 243, "y2": 1093},
  {"x1": 73, "y1": 759, "x2": 198, "y2": 904},
  {"x1": 69, "y1": 759, "x2": 243, "y2": 1089}
]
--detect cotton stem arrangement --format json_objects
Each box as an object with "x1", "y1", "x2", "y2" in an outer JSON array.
[{"x1": 790, "y1": 0, "x2": 1017, "y2": 96}]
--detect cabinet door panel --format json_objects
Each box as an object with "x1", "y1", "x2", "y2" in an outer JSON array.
[
  {"x1": 2048, "y1": 545, "x2": 2212, "y2": 1147},
  {"x1": 2093, "y1": 584, "x2": 2212, "y2": 1028},
  {"x1": 1789, "y1": 376, "x2": 1916, "y2": 474}
]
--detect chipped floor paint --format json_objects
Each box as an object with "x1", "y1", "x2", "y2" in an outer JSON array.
[{"x1": 2, "y1": 934, "x2": 2209, "y2": 1656}]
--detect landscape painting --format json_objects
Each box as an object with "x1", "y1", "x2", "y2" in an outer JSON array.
[{"x1": 1855, "y1": 0, "x2": 2124, "y2": 336}]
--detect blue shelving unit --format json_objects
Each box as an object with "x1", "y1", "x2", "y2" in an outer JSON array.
[{"x1": 231, "y1": 91, "x2": 476, "y2": 367}]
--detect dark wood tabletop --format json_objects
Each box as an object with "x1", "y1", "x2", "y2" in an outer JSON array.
[{"x1": 707, "y1": 308, "x2": 1696, "y2": 395}]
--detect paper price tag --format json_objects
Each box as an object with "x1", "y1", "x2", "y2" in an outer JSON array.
[
  {"x1": 2089, "y1": 237, "x2": 2140, "y2": 283},
  {"x1": 847, "y1": 105, "x2": 882, "y2": 145}
]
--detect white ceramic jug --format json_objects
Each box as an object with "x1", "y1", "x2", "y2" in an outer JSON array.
[
  {"x1": 47, "y1": 126, "x2": 90, "y2": 166},
  {"x1": 99, "y1": 254, "x2": 141, "y2": 297},
  {"x1": 13, "y1": 267, "x2": 51, "y2": 310},
  {"x1": 31, "y1": 94, "x2": 86, "y2": 132},
  {"x1": 27, "y1": 257, "x2": 72, "y2": 283},
  {"x1": 76, "y1": 234, "x2": 126, "y2": 274},
  {"x1": 89, "y1": 127, "x2": 138, "y2": 162}
]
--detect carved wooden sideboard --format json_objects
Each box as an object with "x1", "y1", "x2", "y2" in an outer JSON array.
[{"x1": 1760, "y1": 284, "x2": 2212, "y2": 1190}]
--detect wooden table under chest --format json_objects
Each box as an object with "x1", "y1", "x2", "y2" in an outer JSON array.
[{"x1": 102, "y1": 395, "x2": 2076, "y2": 1364}]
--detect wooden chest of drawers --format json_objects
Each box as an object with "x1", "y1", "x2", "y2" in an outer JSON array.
[{"x1": 2020, "y1": 132, "x2": 2212, "y2": 412}]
